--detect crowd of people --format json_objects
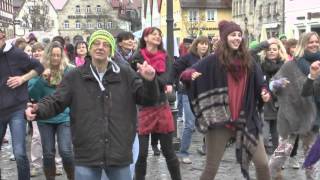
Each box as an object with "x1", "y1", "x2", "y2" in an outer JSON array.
[{"x1": 0, "y1": 19, "x2": 320, "y2": 180}]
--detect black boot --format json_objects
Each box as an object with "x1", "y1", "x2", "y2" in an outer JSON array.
[
  {"x1": 152, "y1": 145, "x2": 161, "y2": 156},
  {"x1": 43, "y1": 167, "x2": 56, "y2": 180},
  {"x1": 63, "y1": 165, "x2": 74, "y2": 180},
  {"x1": 166, "y1": 158, "x2": 181, "y2": 180}
]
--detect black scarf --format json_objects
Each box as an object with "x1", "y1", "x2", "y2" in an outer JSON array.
[{"x1": 261, "y1": 58, "x2": 284, "y2": 82}]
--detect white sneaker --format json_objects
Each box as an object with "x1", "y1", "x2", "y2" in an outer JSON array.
[
  {"x1": 177, "y1": 117, "x2": 184, "y2": 122},
  {"x1": 56, "y1": 167, "x2": 63, "y2": 175},
  {"x1": 289, "y1": 157, "x2": 300, "y2": 169},
  {"x1": 179, "y1": 157, "x2": 192, "y2": 164}
]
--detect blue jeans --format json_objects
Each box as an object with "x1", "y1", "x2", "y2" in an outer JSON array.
[
  {"x1": 130, "y1": 134, "x2": 139, "y2": 178},
  {"x1": 178, "y1": 95, "x2": 195, "y2": 157},
  {"x1": 0, "y1": 109, "x2": 30, "y2": 180},
  {"x1": 177, "y1": 91, "x2": 183, "y2": 117},
  {"x1": 38, "y1": 122, "x2": 74, "y2": 170},
  {"x1": 76, "y1": 165, "x2": 131, "y2": 180},
  {"x1": 101, "y1": 134, "x2": 139, "y2": 180}
]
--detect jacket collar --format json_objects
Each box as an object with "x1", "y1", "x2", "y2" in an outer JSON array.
[
  {"x1": 79, "y1": 58, "x2": 121, "y2": 83},
  {"x1": 3, "y1": 42, "x2": 13, "y2": 53}
]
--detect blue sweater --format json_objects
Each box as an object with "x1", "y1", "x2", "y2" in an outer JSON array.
[{"x1": 0, "y1": 43, "x2": 44, "y2": 117}]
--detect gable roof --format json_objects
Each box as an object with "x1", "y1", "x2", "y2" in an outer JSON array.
[
  {"x1": 12, "y1": 0, "x2": 24, "y2": 8},
  {"x1": 110, "y1": 0, "x2": 142, "y2": 9},
  {"x1": 50, "y1": 0, "x2": 68, "y2": 10},
  {"x1": 180, "y1": 0, "x2": 231, "y2": 9}
]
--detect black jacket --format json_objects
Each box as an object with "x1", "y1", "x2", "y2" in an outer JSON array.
[
  {"x1": 170, "y1": 53, "x2": 201, "y2": 94},
  {"x1": 0, "y1": 43, "x2": 44, "y2": 116},
  {"x1": 36, "y1": 59, "x2": 159, "y2": 166}
]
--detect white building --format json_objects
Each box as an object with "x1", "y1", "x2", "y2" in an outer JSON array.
[
  {"x1": 285, "y1": 0, "x2": 320, "y2": 39},
  {"x1": 15, "y1": 0, "x2": 59, "y2": 37}
]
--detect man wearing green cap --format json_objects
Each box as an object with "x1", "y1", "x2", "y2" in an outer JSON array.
[{"x1": 25, "y1": 30, "x2": 159, "y2": 180}]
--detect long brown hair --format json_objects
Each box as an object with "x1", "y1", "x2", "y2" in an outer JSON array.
[{"x1": 215, "y1": 36, "x2": 253, "y2": 77}]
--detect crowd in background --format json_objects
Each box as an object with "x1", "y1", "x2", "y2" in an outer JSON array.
[{"x1": 1, "y1": 19, "x2": 320, "y2": 180}]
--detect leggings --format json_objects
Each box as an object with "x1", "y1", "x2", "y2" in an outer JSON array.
[{"x1": 200, "y1": 127, "x2": 270, "y2": 180}]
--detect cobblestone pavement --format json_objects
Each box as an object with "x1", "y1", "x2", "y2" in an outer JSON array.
[{"x1": 0, "y1": 121, "x2": 318, "y2": 180}]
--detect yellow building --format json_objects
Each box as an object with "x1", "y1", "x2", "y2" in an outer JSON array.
[{"x1": 160, "y1": 0, "x2": 232, "y2": 44}]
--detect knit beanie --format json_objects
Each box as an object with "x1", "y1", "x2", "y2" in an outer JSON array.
[
  {"x1": 218, "y1": 20, "x2": 242, "y2": 42},
  {"x1": 88, "y1": 30, "x2": 116, "y2": 57},
  {"x1": 278, "y1": 34, "x2": 287, "y2": 40},
  {"x1": 249, "y1": 41, "x2": 259, "y2": 49},
  {"x1": 183, "y1": 37, "x2": 193, "y2": 44}
]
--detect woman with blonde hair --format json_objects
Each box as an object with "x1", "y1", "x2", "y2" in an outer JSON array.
[
  {"x1": 171, "y1": 36, "x2": 209, "y2": 164},
  {"x1": 268, "y1": 32, "x2": 320, "y2": 180},
  {"x1": 28, "y1": 41, "x2": 74, "y2": 180},
  {"x1": 257, "y1": 38, "x2": 288, "y2": 154}
]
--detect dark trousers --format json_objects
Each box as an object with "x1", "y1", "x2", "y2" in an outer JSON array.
[
  {"x1": 135, "y1": 133, "x2": 181, "y2": 180},
  {"x1": 290, "y1": 136, "x2": 299, "y2": 157},
  {"x1": 151, "y1": 133, "x2": 159, "y2": 147}
]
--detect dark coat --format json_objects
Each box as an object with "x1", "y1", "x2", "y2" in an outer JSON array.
[
  {"x1": 0, "y1": 43, "x2": 44, "y2": 116},
  {"x1": 261, "y1": 59, "x2": 284, "y2": 120},
  {"x1": 170, "y1": 53, "x2": 201, "y2": 94},
  {"x1": 189, "y1": 54, "x2": 265, "y2": 136},
  {"x1": 36, "y1": 59, "x2": 159, "y2": 166}
]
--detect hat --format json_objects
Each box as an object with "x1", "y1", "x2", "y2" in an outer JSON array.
[
  {"x1": 183, "y1": 37, "x2": 193, "y2": 44},
  {"x1": 88, "y1": 30, "x2": 116, "y2": 57},
  {"x1": 278, "y1": 34, "x2": 287, "y2": 40},
  {"x1": 218, "y1": 20, "x2": 242, "y2": 42},
  {"x1": 249, "y1": 41, "x2": 259, "y2": 49}
]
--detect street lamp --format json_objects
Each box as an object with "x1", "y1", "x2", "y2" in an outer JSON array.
[{"x1": 244, "y1": 17, "x2": 249, "y2": 44}]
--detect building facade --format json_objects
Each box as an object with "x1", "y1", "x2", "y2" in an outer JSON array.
[
  {"x1": 160, "y1": 0, "x2": 232, "y2": 45},
  {"x1": 233, "y1": 0, "x2": 284, "y2": 41},
  {"x1": 14, "y1": 0, "x2": 59, "y2": 37},
  {"x1": 56, "y1": 0, "x2": 131, "y2": 39},
  {"x1": 285, "y1": 0, "x2": 320, "y2": 39},
  {"x1": 1, "y1": 0, "x2": 14, "y2": 38},
  {"x1": 110, "y1": 0, "x2": 142, "y2": 32}
]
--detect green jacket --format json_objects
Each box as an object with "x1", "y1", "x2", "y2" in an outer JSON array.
[{"x1": 28, "y1": 66, "x2": 73, "y2": 124}]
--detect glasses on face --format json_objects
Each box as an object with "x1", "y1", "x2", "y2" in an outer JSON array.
[{"x1": 92, "y1": 40, "x2": 111, "y2": 49}]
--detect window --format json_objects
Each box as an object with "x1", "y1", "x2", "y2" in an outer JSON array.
[
  {"x1": 96, "y1": 5, "x2": 101, "y2": 13},
  {"x1": 76, "y1": 21, "x2": 81, "y2": 29},
  {"x1": 207, "y1": 9, "x2": 216, "y2": 21},
  {"x1": 106, "y1": 21, "x2": 112, "y2": 29},
  {"x1": 86, "y1": 5, "x2": 91, "y2": 14},
  {"x1": 75, "y1": 5, "x2": 80, "y2": 14},
  {"x1": 64, "y1": 20, "x2": 69, "y2": 29},
  {"x1": 87, "y1": 22, "x2": 92, "y2": 29},
  {"x1": 273, "y1": 2, "x2": 278, "y2": 14},
  {"x1": 243, "y1": 0, "x2": 246, "y2": 14},
  {"x1": 188, "y1": 9, "x2": 198, "y2": 21},
  {"x1": 259, "y1": 5, "x2": 263, "y2": 17},
  {"x1": 97, "y1": 21, "x2": 103, "y2": 29},
  {"x1": 267, "y1": 3, "x2": 271, "y2": 16}
]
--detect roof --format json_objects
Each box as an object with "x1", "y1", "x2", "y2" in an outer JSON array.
[
  {"x1": 180, "y1": 0, "x2": 231, "y2": 9},
  {"x1": 110, "y1": 0, "x2": 141, "y2": 9},
  {"x1": 50, "y1": 0, "x2": 68, "y2": 10}
]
